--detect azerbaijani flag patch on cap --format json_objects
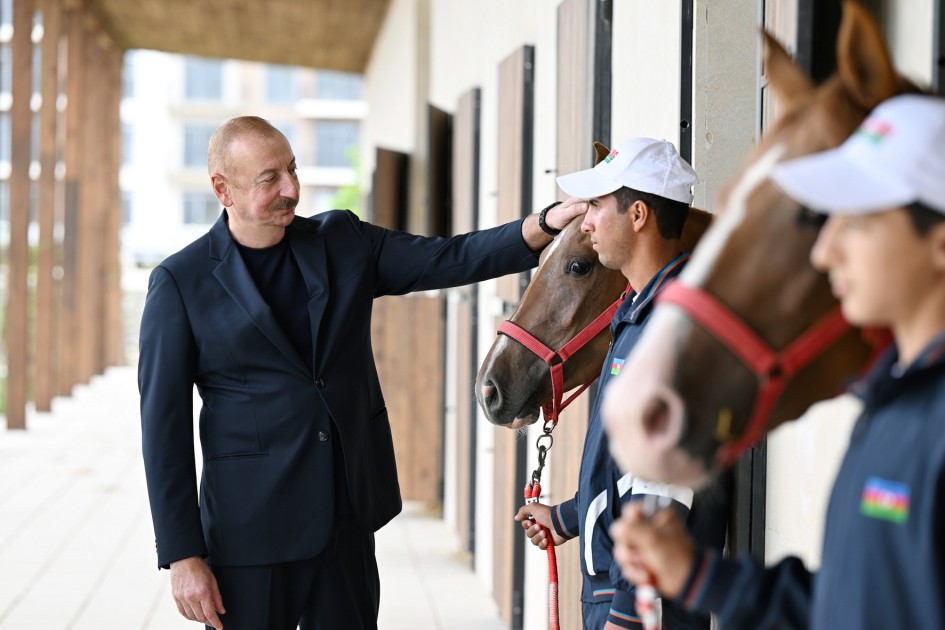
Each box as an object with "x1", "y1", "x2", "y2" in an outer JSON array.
[
  {"x1": 610, "y1": 358, "x2": 625, "y2": 376},
  {"x1": 860, "y1": 476, "x2": 910, "y2": 524},
  {"x1": 856, "y1": 118, "x2": 893, "y2": 144},
  {"x1": 604, "y1": 149, "x2": 619, "y2": 164}
]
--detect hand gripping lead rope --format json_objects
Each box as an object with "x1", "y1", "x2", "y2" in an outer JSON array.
[
  {"x1": 636, "y1": 493, "x2": 671, "y2": 630},
  {"x1": 524, "y1": 430, "x2": 559, "y2": 630}
]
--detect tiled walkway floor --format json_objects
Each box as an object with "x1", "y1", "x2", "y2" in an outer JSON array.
[{"x1": 0, "y1": 366, "x2": 505, "y2": 630}]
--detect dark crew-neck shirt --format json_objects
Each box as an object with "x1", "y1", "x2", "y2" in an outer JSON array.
[{"x1": 235, "y1": 237, "x2": 313, "y2": 370}]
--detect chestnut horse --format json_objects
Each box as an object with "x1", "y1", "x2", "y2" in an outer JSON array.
[
  {"x1": 602, "y1": 0, "x2": 916, "y2": 488},
  {"x1": 476, "y1": 142, "x2": 712, "y2": 428}
]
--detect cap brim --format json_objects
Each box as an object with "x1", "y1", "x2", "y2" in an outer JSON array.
[
  {"x1": 556, "y1": 168, "x2": 622, "y2": 199},
  {"x1": 771, "y1": 149, "x2": 915, "y2": 215}
]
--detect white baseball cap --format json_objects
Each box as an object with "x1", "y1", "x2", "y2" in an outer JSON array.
[
  {"x1": 556, "y1": 137, "x2": 699, "y2": 204},
  {"x1": 771, "y1": 94, "x2": 945, "y2": 215}
]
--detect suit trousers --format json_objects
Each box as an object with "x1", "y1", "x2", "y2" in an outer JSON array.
[{"x1": 208, "y1": 513, "x2": 380, "y2": 630}]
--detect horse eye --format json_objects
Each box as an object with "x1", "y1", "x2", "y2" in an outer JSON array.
[
  {"x1": 795, "y1": 205, "x2": 827, "y2": 229},
  {"x1": 566, "y1": 260, "x2": 591, "y2": 275}
]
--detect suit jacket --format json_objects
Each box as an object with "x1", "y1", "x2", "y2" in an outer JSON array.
[{"x1": 138, "y1": 209, "x2": 538, "y2": 568}]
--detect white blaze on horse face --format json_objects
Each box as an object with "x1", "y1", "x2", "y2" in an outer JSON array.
[
  {"x1": 680, "y1": 143, "x2": 787, "y2": 288},
  {"x1": 540, "y1": 232, "x2": 564, "y2": 264}
]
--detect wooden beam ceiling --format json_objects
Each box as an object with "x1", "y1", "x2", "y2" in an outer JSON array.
[{"x1": 85, "y1": 0, "x2": 391, "y2": 72}]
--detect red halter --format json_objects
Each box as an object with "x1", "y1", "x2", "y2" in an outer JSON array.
[
  {"x1": 657, "y1": 280, "x2": 853, "y2": 468},
  {"x1": 498, "y1": 288, "x2": 627, "y2": 430}
]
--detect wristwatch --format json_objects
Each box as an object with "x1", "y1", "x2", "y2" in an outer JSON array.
[{"x1": 538, "y1": 201, "x2": 563, "y2": 236}]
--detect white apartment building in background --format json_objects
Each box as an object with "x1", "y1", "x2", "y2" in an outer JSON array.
[{"x1": 120, "y1": 51, "x2": 365, "y2": 266}]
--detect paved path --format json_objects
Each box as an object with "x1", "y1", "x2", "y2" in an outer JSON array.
[{"x1": 0, "y1": 366, "x2": 505, "y2": 630}]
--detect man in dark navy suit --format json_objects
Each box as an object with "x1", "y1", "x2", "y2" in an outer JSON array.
[{"x1": 138, "y1": 116, "x2": 585, "y2": 630}]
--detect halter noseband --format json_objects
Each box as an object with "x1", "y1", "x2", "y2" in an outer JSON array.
[
  {"x1": 656, "y1": 280, "x2": 854, "y2": 468},
  {"x1": 498, "y1": 287, "x2": 627, "y2": 430}
]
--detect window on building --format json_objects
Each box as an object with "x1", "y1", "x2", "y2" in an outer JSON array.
[
  {"x1": 312, "y1": 186, "x2": 338, "y2": 215},
  {"x1": 30, "y1": 112, "x2": 37, "y2": 161},
  {"x1": 121, "y1": 190, "x2": 132, "y2": 225},
  {"x1": 0, "y1": 181, "x2": 8, "y2": 224},
  {"x1": 272, "y1": 122, "x2": 296, "y2": 155},
  {"x1": 122, "y1": 53, "x2": 135, "y2": 98},
  {"x1": 0, "y1": 112, "x2": 10, "y2": 162},
  {"x1": 316, "y1": 70, "x2": 362, "y2": 100},
  {"x1": 183, "y1": 190, "x2": 220, "y2": 224},
  {"x1": 122, "y1": 123, "x2": 133, "y2": 166},
  {"x1": 1, "y1": 44, "x2": 11, "y2": 95},
  {"x1": 314, "y1": 120, "x2": 358, "y2": 168},
  {"x1": 32, "y1": 43, "x2": 39, "y2": 96},
  {"x1": 183, "y1": 123, "x2": 216, "y2": 168},
  {"x1": 184, "y1": 57, "x2": 223, "y2": 101},
  {"x1": 266, "y1": 64, "x2": 297, "y2": 103}
]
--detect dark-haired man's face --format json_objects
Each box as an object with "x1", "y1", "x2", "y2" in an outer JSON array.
[{"x1": 580, "y1": 193, "x2": 633, "y2": 271}]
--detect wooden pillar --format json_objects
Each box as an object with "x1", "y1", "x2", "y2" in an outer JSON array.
[
  {"x1": 6, "y1": 0, "x2": 36, "y2": 429},
  {"x1": 34, "y1": 0, "x2": 63, "y2": 411},
  {"x1": 74, "y1": 16, "x2": 101, "y2": 384},
  {"x1": 57, "y1": 3, "x2": 83, "y2": 396},
  {"x1": 102, "y1": 45, "x2": 122, "y2": 368}
]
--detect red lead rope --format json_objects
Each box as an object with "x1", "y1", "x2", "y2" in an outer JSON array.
[
  {"x1": 500, "y1": 285, "x2": 630, "y2": 630},
  {"x1": 525, "y1": 480, "x2": 559, "y2": 630}
]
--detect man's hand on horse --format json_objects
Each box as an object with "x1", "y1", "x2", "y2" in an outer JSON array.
[
  {"x1": 521, "y1": 197, "x2": 589, "y2": 250},
  {"x1": 545, "y1": 197, "x2": 589, "y2": 231},
  {"x1": 609, "y1": 502, "x2": 694, "y2": 599},
  {"x1": 170, "y1": 555, "x2": 226, "y2": 629},
  {"x1": 514, "y1": 502, "x2": 567, "y2": 549}
]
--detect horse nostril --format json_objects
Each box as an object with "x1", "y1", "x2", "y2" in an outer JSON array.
[
  {"x1": 481, "y1": 381, "x2": 497, "y2": 403},
  {"x1": 642, "y1": 395, "x2": 671, "y2": 438}
]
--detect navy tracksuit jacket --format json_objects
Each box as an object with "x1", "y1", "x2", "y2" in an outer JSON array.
[
  {"x1": 678, "y1": 330, "x2": 945, "y2": 629},
  {"x1": 549, "y1": 253, "x2": 730, "y2": 629}
]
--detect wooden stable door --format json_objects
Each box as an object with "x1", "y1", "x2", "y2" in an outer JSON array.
[
  {"x1": 493, "y1": 45, "x2": 534, "y2": 629},
  {"x1": 370, "y1": 146, "x2": 445, "y2": 503},
  {"x1": 450, "y1": 87, "x2": 481, "y2": 556}
]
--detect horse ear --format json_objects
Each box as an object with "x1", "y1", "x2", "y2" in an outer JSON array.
[
  {"x1": 836, "y1": 0, "x2": 897, "y2": 109},
  {"x1": 593, "y1": 141, "x2": 610, "y2": 165},
  {"x1": 763, "y1": 30, "x2": 816, "y2": 110}
]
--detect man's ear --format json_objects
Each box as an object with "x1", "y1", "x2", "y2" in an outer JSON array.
[
  {"x1": 630, "y1": 199, "x2": 649, "y2": 233},
  {"x1": 211, "y1": 173, "x2": 232, "y2": 207},
  {"x1": 929, "y1": 222, "x2": 945, "y2": 272}
]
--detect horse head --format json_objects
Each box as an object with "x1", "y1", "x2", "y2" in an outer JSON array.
[
  {"x1": 602, "y1": 0, "x2": 916, "y2": 488},
  {"x1": 477, "y1": 141, "x2": 712, "y2": 428}
]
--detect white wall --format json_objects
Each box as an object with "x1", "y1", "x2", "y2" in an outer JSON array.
[
  {"x1": 611, "y1": 1, "x2": 683, "y2": 147},
  {"x1": 362, "y1": 0, "x2": 420, "y2": 190},
  {"x1": 691, "y1": 0, "x2": 761, "y2": 212}
]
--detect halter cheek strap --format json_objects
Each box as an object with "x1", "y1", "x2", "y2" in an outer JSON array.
[
  {"x1": 498, "y1": 290, "x2": 624, "y2": 429},
  {"x1": 657, "y1": 280, "x2": 853, "y2": 468}
]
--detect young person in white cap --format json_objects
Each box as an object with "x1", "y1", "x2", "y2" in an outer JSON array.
[
  {"x1": 609, "y1": 94, "x2": 945, "y2": 630},
  {"x1": 514, "y1": 138, "x2": 730, "y2": 630}
]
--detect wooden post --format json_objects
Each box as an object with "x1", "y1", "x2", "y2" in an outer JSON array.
[
  {"x1": 6, "y1": 0, "x2": 36, "y2": 429},
  {"x1": 73, "y1": 18, "x2": 100, "y2": 384},
  {"x1": 57, "y1": 5, "x2": 83, "y2": 395},
  {"x1": 102, "y1": 45, "x2": 122, "y2": 368},
  {"x1": 35, "y1": 0, "x2": 63, "y2": 411}
]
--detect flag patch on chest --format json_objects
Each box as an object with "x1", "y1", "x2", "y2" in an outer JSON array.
[
  {"x1": 860, "y1": 476, "x2": 910, "y2": 524},
  {"x1": 610, "y1": 358, "x2": 625, "y2": 376}
]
